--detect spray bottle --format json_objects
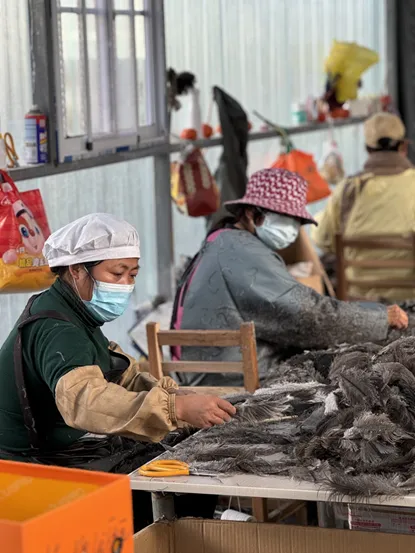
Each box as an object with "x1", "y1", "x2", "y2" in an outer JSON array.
[{"x1": 24, "y1": 105, "x2": 48, "y2": 164}]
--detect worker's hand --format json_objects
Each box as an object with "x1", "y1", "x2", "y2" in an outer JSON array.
[
  {"x1": 387, "y1": 305, "x2": 408, "y2": 329},
  {"x1": 175, "y1": 394, "x2": 236, "y2": 428}
]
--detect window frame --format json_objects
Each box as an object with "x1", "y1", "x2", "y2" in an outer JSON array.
[{"x1": 50, "y1": 0, "x2": 167, "y2": 163}]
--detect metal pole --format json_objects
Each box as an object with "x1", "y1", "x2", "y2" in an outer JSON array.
[
  {"x1": 154, "y1": 153, "x2": 175, "y2": 299},
  {"x1": 129, "y1": 0, "x2": 140, "y2": 130},
  {"x1": 149, "y1": 0, "x2": 168, "y2": 138},
  {"x1": 151, "y1": 492, "x2": 176, "y2": 522},
  {"x1": 151, "y1": 0, "x2": 175, "y2": 299},
  {"x1": 28, "y1": 0, "x2": 58, "y2": 165},
  {"x1": 80, "y1": 0, "x2": 93, "y2": 150},
  {"x1": 385, "y1": 0, "x2": 398, "y2": 103},
  {"x1": 106, "y1": 0, "x2": 117, "y2": 134},
  {"x1": 395, "y1": 0, "x2": 415, "y2": 162},
  {"x1": 317, "y1": 502, "x2": 337, "y2": 528}
]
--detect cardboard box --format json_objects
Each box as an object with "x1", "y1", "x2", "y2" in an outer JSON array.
[
  {"x1": 134, "y1": 519, "x2": 415, "y2": 553},
  {"x1": 348, "y1": 504, "x2": 415, "y2": 535},
  {"x1": 0, "y1": 460, "x2": 133, "y2": 553},
  {"x1": 279, "y1": 228, "x2": 334, "y2": 296}
]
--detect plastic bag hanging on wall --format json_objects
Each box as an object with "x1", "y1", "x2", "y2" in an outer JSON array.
[
  {"x1": 0, "y1": 170, "x2": 55, "y2": 293},
  {"x1": 318, "y1": 120, "x2": 345, "y2": 186},
  {"x1": 319, "y1": 140, "x2": 345, "y2": 185},
  {"x1": 171, "y1": 145, "x2": 220, "y2": 217},
  {"x1": 254, "y1": 110, "x2": 331, "y2": 204},
  {"x1": 271, "y1": 142, "x2": 331, "y2": 205}
]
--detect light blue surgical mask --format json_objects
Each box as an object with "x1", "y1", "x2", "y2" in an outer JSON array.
[
  {"x1": 255, "y1": 213, "x2": 301, "y2": 251},
  {"x1": 83, "y1": 280, "x2": 135, "y2": 323}
]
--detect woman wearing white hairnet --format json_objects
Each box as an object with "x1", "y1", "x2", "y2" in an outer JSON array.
[{"x1": 0, "y1": 213, "x2": 234, "y2": 527}]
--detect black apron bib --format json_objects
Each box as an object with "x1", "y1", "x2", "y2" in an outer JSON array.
[{"x1": 7, "y1": 294, "x2": 163, "y2": 473}]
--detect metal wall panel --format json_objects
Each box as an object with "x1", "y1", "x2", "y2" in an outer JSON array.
[
  {"x1": 165, "y1": 0, "x2": 388, "y2": 258},
  {"x1": 0, "y1": 0, "x2": 32, "y2": 154}
]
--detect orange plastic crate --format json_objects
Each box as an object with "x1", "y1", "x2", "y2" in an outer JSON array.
[{"x1": 0, "y1": 460, "x2": 133, "y2": 552}]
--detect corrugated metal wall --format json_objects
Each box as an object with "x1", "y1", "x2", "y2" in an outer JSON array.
[
  {"x1": 166, "y1": 0, "x2": 386, "y2": 132},
  {"x1": 165, "y1": 0, "x2": 388, "y2": 256},
  {"x1": 0, "y1": 0, "x2": 32, "y2": 155},
  {"x1": 0, "y1": 0, "x2": 387, "y2": 350}
]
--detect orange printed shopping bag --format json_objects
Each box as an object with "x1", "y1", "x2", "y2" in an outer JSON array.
[
  {"x1": 0, "y1": 170, "x2": 54, "y2": 292},
  {"x1": 272, "y1": 149, "x2": 331, "y2": 204}
]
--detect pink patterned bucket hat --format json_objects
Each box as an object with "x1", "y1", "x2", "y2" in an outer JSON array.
[{"x1": 224, "y1": 168, "x2": 317, "y2": 225}]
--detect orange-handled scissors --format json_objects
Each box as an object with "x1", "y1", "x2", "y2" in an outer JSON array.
[
  {"x1": 138, "y1": 459, "x2": 218, "y2": 478},
  {"x1": 139, "y1": 460, "x2": 191, "y2": 477}
]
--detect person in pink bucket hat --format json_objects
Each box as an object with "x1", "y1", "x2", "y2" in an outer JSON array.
[
  {"x1": 225, "y1": 167, "x2": 317, "y2": 228},
  {"x1": 171, "y1": 168, "x2": 407, "y2": 388}
]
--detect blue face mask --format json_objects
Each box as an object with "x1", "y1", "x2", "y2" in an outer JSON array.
[
  {"x1": 83, "y1": 280, "x2": 135, "y2": 323},
  {"x1": 255, "y1": 213, "x2": 301, "y2": 251}
]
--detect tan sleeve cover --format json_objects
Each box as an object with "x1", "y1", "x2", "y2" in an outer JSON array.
[
  {"x1": 108, "y1": 341, "x2": 179, "y2": 394},
  {"x1": 55, "y1": 366, "x2": 179, "y2": 443}
]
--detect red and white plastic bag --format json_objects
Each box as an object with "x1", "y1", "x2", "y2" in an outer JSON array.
[{"x1": 0, "y1": 170, "x2": 54, "y2": 293}]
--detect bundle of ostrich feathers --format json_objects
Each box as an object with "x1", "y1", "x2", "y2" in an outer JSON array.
[
  {"x1": 164, "y1": 333, "x2": 415, "y2": 498},
  {"x1": 265, "y1": 300, "x2": 415, "y2": 385}
]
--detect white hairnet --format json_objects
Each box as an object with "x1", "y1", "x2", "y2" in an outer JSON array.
[{"x1": 43, "y1": 213, "x2": 140, "y2": 267}]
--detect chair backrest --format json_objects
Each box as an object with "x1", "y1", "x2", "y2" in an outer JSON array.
[
  {"x1": 335, "y1": 232, "x2": 415, "y2": 300},
  {"x1": 146, "y1": 322, "x2": 259, "y2": 393}
]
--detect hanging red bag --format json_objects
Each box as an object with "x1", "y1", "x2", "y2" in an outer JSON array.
[
  {"x1": 171, "y1": 145, "x2": 220, "y2": 217},
  {"x1": 271, "y1": 147, "x2": 331, "y2": 204},
  {"x1": 0, "y1": 170, "x2": 54, "y2": 293}
]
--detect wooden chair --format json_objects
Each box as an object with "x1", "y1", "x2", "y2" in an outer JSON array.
[
  {"x1": 335, "y1": 232, "x2": 415, "y2": 301},
  {"x1": 146, "y1": 321, "x2": 259, "y2": 394},
  {"x1": 145, "y1": 321, "x2": 307, "y2": 525}
]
